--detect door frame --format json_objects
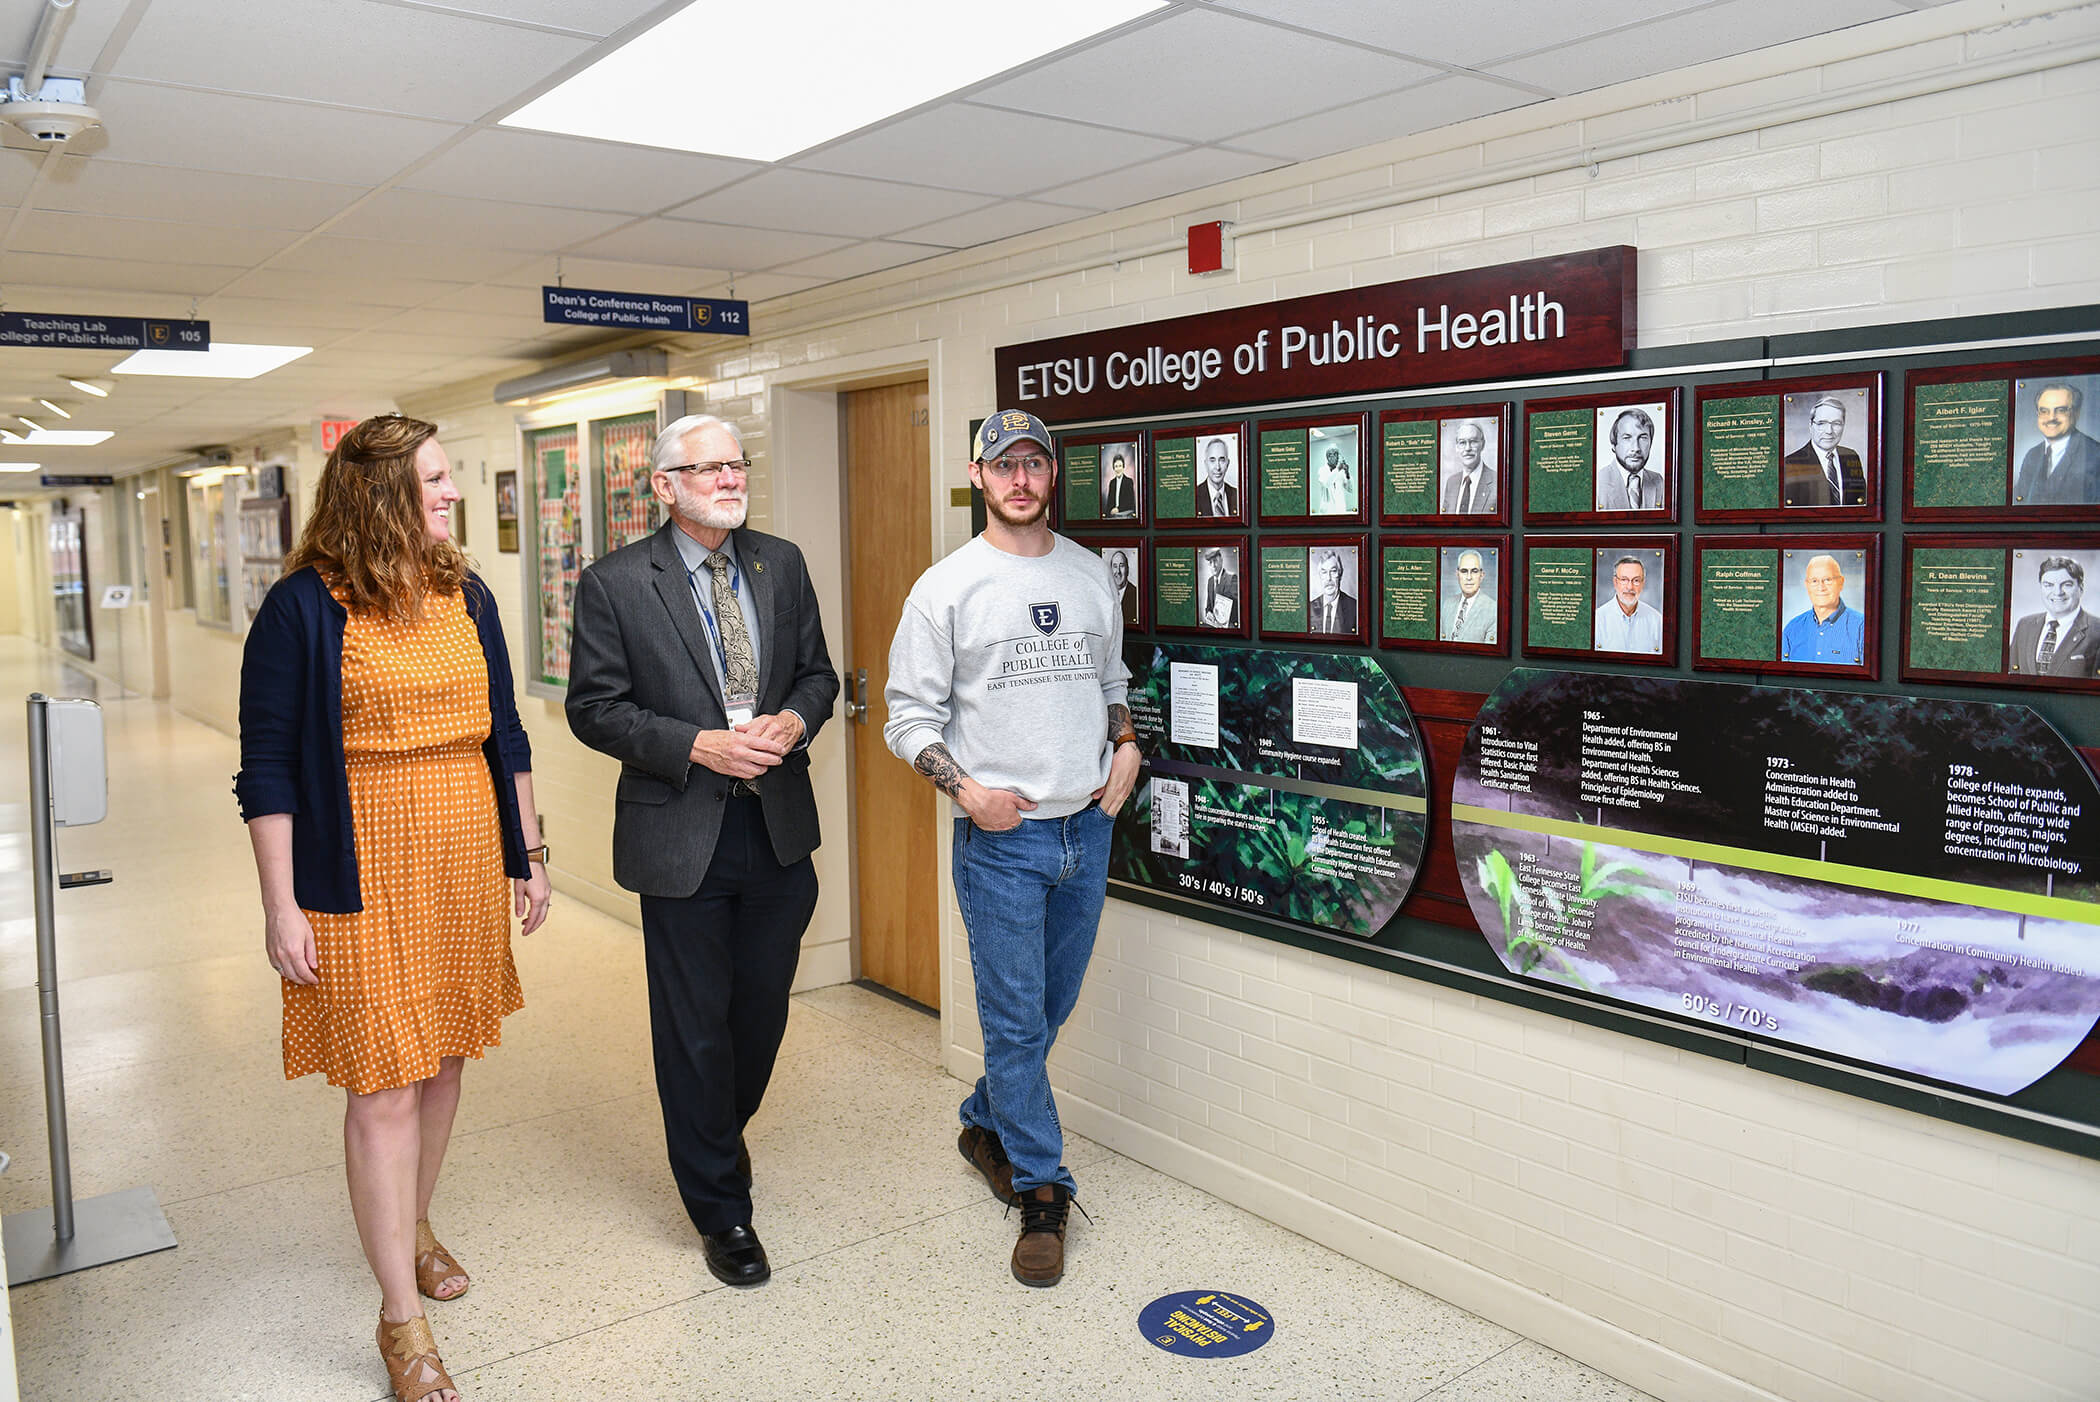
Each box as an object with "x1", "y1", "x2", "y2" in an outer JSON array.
[{"x1": 767, "y1": 342, "x2": 949, "y2": 1013}]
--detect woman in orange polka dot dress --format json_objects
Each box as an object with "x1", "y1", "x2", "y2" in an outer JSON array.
[{"x1": 236, "y1": 414, "x2": 550, "y2": 1402}]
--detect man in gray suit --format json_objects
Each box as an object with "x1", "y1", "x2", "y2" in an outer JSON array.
[
  {"x1": 2013, "y1": 382, "x2": 2100, "y2": 505},
  {"x1": 1441, "y1": 549, "x2": 1497, "y2": 643},
  {"x1": 2010, "y1": 556, "x2": 2099, "y2": 679},
  {"x1": 567, "y1": 413, "x2": 839, "y2": 1288},
  {"x1": 1595, "y1": 408, "x2": 1664, "y2": 512},
  {"x1": 1439, "y1": 420, "x2": 1496, "y2": 515}
]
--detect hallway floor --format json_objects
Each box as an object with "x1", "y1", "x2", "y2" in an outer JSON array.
[{"x1": 0, "y1": 636, "x2": 1655, "y2": 1401}]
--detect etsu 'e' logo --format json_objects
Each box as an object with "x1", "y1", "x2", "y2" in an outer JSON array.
[
  {"x1": 1002, "y1": 411, "x2": 1033, "y2": 431},
  {"x1": 1030, "y1": 602, "x2": 1060, "y2": 635}
]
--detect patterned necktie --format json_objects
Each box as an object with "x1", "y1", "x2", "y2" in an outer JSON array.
[
  {"x1": 705, "y1": 553, "x2": 758, "y2": 700},
  {"x1": 1457, "y1": 476, "x2": 1473, "y2": 514},
  {"x1": 1823, "y1": 450, "x2": 1842, "y2": 500},
  {"x1": 1626, "y1": 471, "x2": 1642, "y2": 509},
  {"x1": 2038, "y1": 619, "x2": 2060, "y2": 674},
  {"x1": 1454, "y1": 598, "x2": 1469, "y2": 634}
]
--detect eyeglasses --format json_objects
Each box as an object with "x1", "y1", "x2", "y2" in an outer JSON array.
[
  {"x1": 661, "y1": 458, "x2": 751, "y2": 482},
  {"x1": 981, "y1": 454, "x2": 1052, "y2": 481}
]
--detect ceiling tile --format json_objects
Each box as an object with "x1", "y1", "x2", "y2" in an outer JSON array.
[
  {"x1": 0, "y1": 0, "x2": 131, "y2": 72},
  {"x1": 0, "y1": 147, "x2": 38, "y2": 204},
  {"x1": 486, "y1": 255, "x2": 736, "y2": 293},
  {"x1": 686, "y1": 272, "x2": 831, "y2": 304},
  {"x1": 1035, "y1": 146, "x2": 1288, "y2": 212},
  {"x1": 11, "y1": 210, "x2": 301, "y2": 266},
  {"x1": 109, "y1": 0, "x2": 595, "y2": 123},
  {"x1": 0, "y1": 251, "x2": 243, "y2": 297},
  {"x1": 88, "y1": 80, "x2": 459, "y2": 185},
  {"x1": 1486, "y1": 0, "x2": 1909, "y2": 95},
  {"x1": 35, "y1": 157, "x2": 369, "y2": 231},
  {"x1": 268, "y1": 236, "x2": 537, "y2": 284},
  {"x1": 970, "y1": 7, "x2": 1436, "y2": 144},
  {"x1": 668, "y1": 169, "x2": 994, "y2": 240},
  {"x1": 769, "y1": 240, "x2": 949, "y2": 281},
  {"x1": 797, "y1": 103, "x2": 1184, "y2": 197},
  {"x1": 219, "y1": 266, "x2": 471, "y2": 309},
  {"x1": 1231, "y1": 75, "x2": 1541, "y2": 161},
  {"x1": 890, "y1": 199, "x2": 1096, "y2": 249},
  {"x1": 400, "y1": 0, "x2": 669, "y2": 36},
  {"x1": 1207, "y1": 0, "x2": 1700, "y2": 68},
  {"x1": 395, "y1": 128, "x2": 759, "y2": 214},
  {"x1": 202, "y1": 296, "x2": 403, "y2": 334},
  {"x1": 576, "y1": 219, "x2": 849, "y2": 271},
  {"x1": 324, "y1": 189, "x2": 634, "y2": 251}
]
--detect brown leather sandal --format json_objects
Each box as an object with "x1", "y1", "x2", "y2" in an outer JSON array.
[
  {"x1": 415, "y1": 1219, "x2": 469, "y2": 1300},
  {"x1": 377, "y1": 1311, "x2": 456, "y2": 1402}
]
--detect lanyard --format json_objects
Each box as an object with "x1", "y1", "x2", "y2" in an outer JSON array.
[{"x1": 686, "y1": 553, "x2": 742, "y2": 680}]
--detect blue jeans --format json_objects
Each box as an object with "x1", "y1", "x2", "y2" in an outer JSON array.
[{"x1": 952, "y1": 806, "x2": 1112, "y2": 1194}]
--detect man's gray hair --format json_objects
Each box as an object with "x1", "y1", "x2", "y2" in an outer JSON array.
[
  {"x1": 652, "y1": 414, "x2": 744, "y2": 474},
  {"x1": 1810, "y1": 396, "x2": 1848, "y2": 423}
]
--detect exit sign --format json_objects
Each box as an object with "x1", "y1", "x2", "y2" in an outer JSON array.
[{"x1": 316, "y1": 418, "x2": 358, "y2": 453}]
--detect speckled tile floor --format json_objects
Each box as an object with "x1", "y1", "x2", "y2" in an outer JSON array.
[{"x1": 0, "y1": 637, "x2": 1656, "y2": 1401}]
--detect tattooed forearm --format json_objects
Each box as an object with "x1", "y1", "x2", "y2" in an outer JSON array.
[
  {"x1": 1107, "y1": 704, "x2": 1132, "y2": 734},
  {"x1": 914, "y1": 743, "x2": 971, "y2": 798}
]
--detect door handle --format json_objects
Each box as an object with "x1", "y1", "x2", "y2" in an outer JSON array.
[{"x1": 846, "y1": 667, "x2": 869, "y2": 723}]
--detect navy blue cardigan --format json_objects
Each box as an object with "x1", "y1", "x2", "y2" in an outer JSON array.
[{"x1": 234, "y1": 566, "x2": 534, "y2": 914}]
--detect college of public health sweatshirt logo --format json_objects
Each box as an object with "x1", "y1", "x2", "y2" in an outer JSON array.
[{"x1": 1030, "y1": 602, "x2": 1061, "y2": 635}]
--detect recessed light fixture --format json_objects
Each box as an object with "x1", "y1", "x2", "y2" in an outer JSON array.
[
  {"x1": 0, "y1": 463, "x2": 41, "y2": 474},
  {"x1": 111, "y1": 343, "x2": 312, "y2": 379},
  {"x1": 64, "y1": 377, "x2": 112, "y2": 397},
  {"x1": 17, "y1": 416, "x2": 44, "y2": 433},
  {"x1": 37, "y1": 399, "x2": 71, "y2": 418},
  {"x1": 4, "y1": 429, "x2": 114, "y2": 445},
  {"x1": 502, "y1": 0, "x2": 1167, "y2": 162}
]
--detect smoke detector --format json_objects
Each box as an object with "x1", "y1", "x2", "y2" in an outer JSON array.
[{"x1": 2, "y1": 76, "x2": 99, "y2": 146}]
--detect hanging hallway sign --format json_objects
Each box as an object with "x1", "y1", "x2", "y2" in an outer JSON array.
[
  {"x1": 0, "y1": 313, "x2": 208, "y2": 352},
  {"x1": 996, "y1": 247, "x2": 1633, "y2": 422},
  {"x1": 542, "y1": 286, "x2": 749, "y2": 336}
]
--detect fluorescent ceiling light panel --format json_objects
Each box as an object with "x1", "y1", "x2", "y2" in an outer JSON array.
[
  {"x1": 65, "y1": 377, "x2": 111, "y2": 397},
  {"x1": 111, "y1": 343, "x2": 312, "y2": 379},
  {"x1": 10, "y1": 429, "x2": 114, "y2": 445},
  {"x1": 0, "y1": 463, "x2": 41, "y2": 473},
  {"x1": 38, "y1": 399, "x2": 71, "y2": 418},
  {"x1": 503, "y1": 0, "x2": 1166, "y2": 161}
]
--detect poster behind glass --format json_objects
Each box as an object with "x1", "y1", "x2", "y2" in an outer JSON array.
[
  {"x1": 595, "y1": 410, "x2": 661, "y2": 553},
  {"x1": 528, "y1": 424, "x2": 583, "y2": 687}
]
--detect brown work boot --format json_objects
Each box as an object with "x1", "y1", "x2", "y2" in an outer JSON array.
[
  {"x1": 957, "y1": 1124, "x2": 1018, "y2": 1205},
  {"x1": 1010, "y1": 1185, "x2": 1070, "y2": 1287}
]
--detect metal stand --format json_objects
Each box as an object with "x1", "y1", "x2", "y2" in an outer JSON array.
[{"x1": 3, "y1": 694, "x2": 175, "y2": 1286}]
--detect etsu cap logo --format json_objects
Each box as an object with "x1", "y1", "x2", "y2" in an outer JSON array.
[
  {"x1": 1030, "y1": 602, "x2": 1060, "y2": 635},
  {"x1": 975, "y1": 408, "x2": 1052, "y2": 461}
]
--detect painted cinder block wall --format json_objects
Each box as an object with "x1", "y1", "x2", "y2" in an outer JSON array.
[{"x1": 371, "y1": 3, "x2": 2098, "y2": 1398}]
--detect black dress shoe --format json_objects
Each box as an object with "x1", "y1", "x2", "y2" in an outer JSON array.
[{"x1": 702, "y1": 1224, "x2": 770, "y2": 1287}]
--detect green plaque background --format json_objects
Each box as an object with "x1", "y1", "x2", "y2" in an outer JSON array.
[
  {"x1": 1526, "y1": 409, "x2": 1592, "y2": 514},
  {"x1": 1382, "y1": 421, "x2": 1438, "y2": 515},
  {"x1": 1061, "y1": 443, "x2": 1101, "y2": 522},
  {"x1": 1528, "y1": 546, "x2": 1594, "y2": 650},
  {"x1": 1700, "y1": 548, "x2": 1779, "y2": 662},
  {"x1": 1913, "y1": 380, "x2": 2009, "y2": 509},
  {"x1": 1261, "y1": 545, "x2": 1308, "y2": 632},
  {"x1": 1154, "y1": 436, "x2": 1196, "y2": 519},
  {"x1": 1908, "y1": 548, "x2": 2007, "y2": 673},
  {"x1": 1156, "y1": 546, "x2": 1198, "y2": 628},
  {"x1": 1701, "y1": 398, "x2": 1781, "y2": 511},
  {"x1": 1260, "y1": 429, "x2": 1308, "y2": 518},
  {"x1": 1381, "y1": 546, "x2": 1436, "y2": 642}
]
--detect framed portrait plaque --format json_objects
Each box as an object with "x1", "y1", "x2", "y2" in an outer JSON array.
[
  {"x1": 1378, "y1": 403, "x2": 1512, "y2": 527},
  {"x1": 1694, "y1": 372, "x2": 1882, "y2": 522},
  {"x1": 1693, "y1": 535, "x2": 1880, "y2": 681},
  {"x1": 1153, "y1": 534, "x2": 1249, "y2": 637},
  {"x1": 1153, "y1": 421, "x2": 1249, "y2": 528},
  {"x1": 1057, "y1": 430, "x2": 1146, "y2": 529},
  {"x1": 1377, "y1": 536, "x2": 1510, "y2": 655},
  {"x1": 1901, "y1": 535, "x2": 2100, "y2": 693},
  {"x1": 1523, "y1": 388, "x2": 1680, "y2": 526},
  {"x1": 1254, "y1": 412, "x2": 1370, "y2": 526},
  {"x1": 1081, "y1": 535, "x2": 1148, "y2": 633},
  {"x1": 1903, "y1": 355, "x2": 2100, "y2": 522},
  {"x1": 1258, "y1": 534, "x2": 1370, "y2": 644},
  {"x1": 1521, "y1": 535, "x2": 1679, "y2": 666}
]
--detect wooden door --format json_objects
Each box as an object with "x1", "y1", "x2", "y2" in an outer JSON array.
[{"x1": 845, "y1": 382, "x2": 940, "y2": 1007}]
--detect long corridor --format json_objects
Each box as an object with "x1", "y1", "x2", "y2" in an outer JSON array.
[{"x1": 0, "y1": 636, "x2": 1652, "y2": 1400}]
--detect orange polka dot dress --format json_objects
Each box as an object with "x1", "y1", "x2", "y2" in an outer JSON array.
[{"x1": 282, "y1": 579, "x2": 524, "y2": 1094}]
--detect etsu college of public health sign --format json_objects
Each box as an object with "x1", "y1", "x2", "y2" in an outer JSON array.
[{"x1": 994, "y1": 247, "x2": 1635, "y2": 422}]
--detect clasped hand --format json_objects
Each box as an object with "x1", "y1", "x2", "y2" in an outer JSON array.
[{"x1": 691, "y1": 712, "x2": 803, "y2": 779}]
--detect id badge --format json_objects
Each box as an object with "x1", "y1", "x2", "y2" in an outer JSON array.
[{"x1": 725, "y1": 693, "x2": 758, "y2": 728}]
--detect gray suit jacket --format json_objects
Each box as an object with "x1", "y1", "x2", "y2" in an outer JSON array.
[
  {"x1": 2010, "y1": 608, "x2": 2099, "y2": 679},
  {"x1": 566, "y1": 523, "x2": 839, "y2": 897},
  {"x1": 1595, "y1": 464, "x2": 1664, "y2": 512},
  {"x1": 2013, "y1": 431, "x2": 2100, "y2": 505}
]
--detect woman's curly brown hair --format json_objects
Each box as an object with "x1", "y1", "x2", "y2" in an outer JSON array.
[{"x1": 286, "y1": 414, "x2": 466, "y2": 620}]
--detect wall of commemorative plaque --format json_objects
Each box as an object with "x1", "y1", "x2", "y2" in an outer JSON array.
[{"x1": 1005, "y1": 278, "x2": 2100, "y2": 1151}]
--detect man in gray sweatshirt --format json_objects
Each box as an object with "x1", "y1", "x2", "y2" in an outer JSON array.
[{"x1": 884, "y1": 408, "x2": 1142, "y2": 1288}]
